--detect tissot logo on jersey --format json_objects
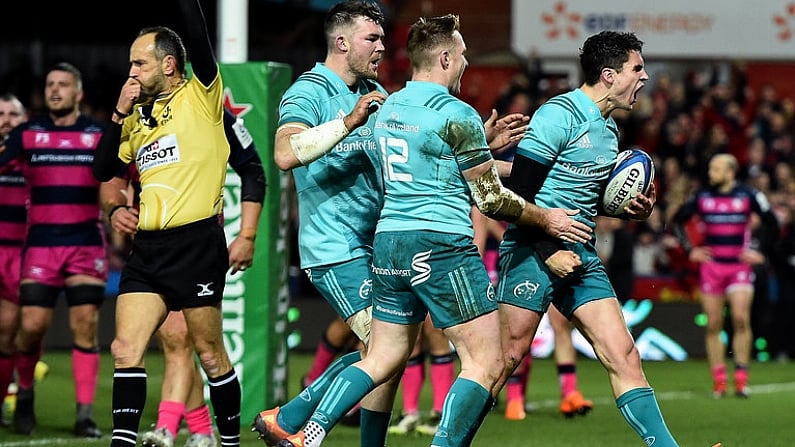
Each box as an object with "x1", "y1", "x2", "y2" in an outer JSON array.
[{"x1": 135, "y1": 134, "x2": 180, "y2": 172}]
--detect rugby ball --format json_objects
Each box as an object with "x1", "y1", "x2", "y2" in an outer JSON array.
[{"x1": 600, "y1": 148, "x2": 654, "y2": 217}]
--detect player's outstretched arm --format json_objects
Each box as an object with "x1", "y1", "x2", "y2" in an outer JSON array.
[{"x1": 463, "y1": 159, "x2": 591, "y2": 243}]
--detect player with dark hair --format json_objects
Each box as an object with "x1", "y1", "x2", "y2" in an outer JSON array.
[
  {"x1": 0, "y1": 63, "x2": 107, "y2": 438},
  {"x1": 251, "y1": 2, "x2": 397, "y2": 446},
  {"x1": 0, "y1": 92, "x2": 28, "y2": 426},
  {"x1": 494, "y1": 30, "x2": 694, "y2": 447},
  {"x1": 93, "y1": 1, "x2": 244, "y2": 446},
  {"x1": 102, "y1": 107, "x2": 265, "y2": 447},
  {"x1": 273, "y1": 13, "x2": 591, "y2": 447}
]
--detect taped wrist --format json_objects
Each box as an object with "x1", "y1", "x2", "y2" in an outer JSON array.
[
  {"x1": 346, "y1": 306, "x2": 372, "y2": 345},
  {"x1": 289, "y1": 118, "x2": 349, "y2": 165},
  {"x1": 467, "y1": 164, "x2": 527, "y2": 222}
]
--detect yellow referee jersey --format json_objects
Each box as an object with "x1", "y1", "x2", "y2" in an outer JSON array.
[{"x1": 118, "y1": 75, "x2": 230, "y2": 230}]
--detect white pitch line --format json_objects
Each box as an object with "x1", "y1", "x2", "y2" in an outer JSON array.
[
  {"x1": 522, "y1": 381, "x2": 795, "y2": 412},
  {"x1": 0, "y1": 438, "x2": 105, "y2": 446},
  {"x1": 2, "y1": 383, "x2": 794, "y2": 446}
]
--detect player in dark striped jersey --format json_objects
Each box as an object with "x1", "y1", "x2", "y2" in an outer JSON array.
[
  {"x1": 0, "y1": 93, "x2": 27, "y2": 426},
  {"x1": 0, "y1": 64, "x2": 107, "y2": 438},
  {"x1": 672, "y1": 153, "x2": 779, "y2": 399}
]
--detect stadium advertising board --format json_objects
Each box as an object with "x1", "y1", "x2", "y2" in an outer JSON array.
[{"x1": 512, "y1": 0, "x2": 795, "y2": 59}]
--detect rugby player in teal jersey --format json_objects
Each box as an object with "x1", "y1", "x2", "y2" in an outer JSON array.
[
  {"x1": 275, "y1": 14, "x2": 592, "y2": 447},
  {"x1": 495, "y1": 31, "x2": 711, "y2": 447},
  {"x1": 252, "y1": 2, "x2": 396, "y2": 447}
]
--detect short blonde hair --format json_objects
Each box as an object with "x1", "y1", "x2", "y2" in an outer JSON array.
[{"x1": 406, "y1": 14, "x2": 460, "y2": 70}]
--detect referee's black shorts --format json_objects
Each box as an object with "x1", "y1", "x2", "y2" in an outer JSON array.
[{"x1": 119, "y1": 216, "x2": 228, "y2": 310}]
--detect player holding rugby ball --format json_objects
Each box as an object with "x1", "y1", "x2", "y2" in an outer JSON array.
[{"x1": 494, "y1": 31, "x2": 708, "y2": 447}]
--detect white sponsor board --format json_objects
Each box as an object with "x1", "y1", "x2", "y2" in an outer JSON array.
[{"x1": 512, "y1": 0, "x2": 795, "y2": 60}]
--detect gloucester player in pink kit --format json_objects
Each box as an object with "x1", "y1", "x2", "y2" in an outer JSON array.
[
  {"x1": 0, "y1": 93, "x2": 27, "y2": 425},
  {"x1": 672, "y1": 153, "x2": 778, "y2": 398},
  {"x1": 0, "y1": 63, "x2": 107, "y2": 437}
]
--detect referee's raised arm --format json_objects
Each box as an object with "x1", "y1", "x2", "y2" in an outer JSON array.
[{"x1": 178, "y1": 0, "x2": 217, "y2": 87}]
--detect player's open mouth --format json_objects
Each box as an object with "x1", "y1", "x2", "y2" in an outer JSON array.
[{"x1": 632, "y1": 84, "x2": 644, "y2": 103}]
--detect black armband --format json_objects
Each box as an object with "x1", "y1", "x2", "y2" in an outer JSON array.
[
  {"x1": 93, "y1": 123, "x2": 126, "y2": 182},
  {"x1": 235, "y1": 153, "x2": 266, "y2": 204},
  {"x1": 533, "y1": 237, "x2": 564, "y2": 262}
]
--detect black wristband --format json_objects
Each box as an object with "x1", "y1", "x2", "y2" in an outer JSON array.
[
  {"x1": 113, "y1": 107, "x2": 131, "y2": 118},
  {"x1": 108, "y1": 204, "x2": 129, "y2": 220}
]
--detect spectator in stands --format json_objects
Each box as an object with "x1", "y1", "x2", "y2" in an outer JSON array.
[{"x1": 770, "y1": 191, "x2": 795, "y2": 361}]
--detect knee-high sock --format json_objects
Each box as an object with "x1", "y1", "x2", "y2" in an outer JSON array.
[
  {"x1": 518, "y1": 354, "x2": 532, "y2": 396},
  {"x1": 401, "y1": 354, "x2": 425, "y2": 414},
  {"x1": 504, "y1": 373, "x2": 524, "y2": 403},
  {"x1": 557, "y1": 362, "x2": 577, "y2": 398},
  {"x1": 360, "y1": 407, "x2": 391, "y2": 447},
  {"x1": 617, "y1": 387, "x2": 679, "y2": 447},
  {"x1": 302, "y1": 366, "x2": 376, "y2": 447},
  {"x1": 466, "y1": 395, "x2": 496, "y2": 445},
  {"x1": 734, "y1": 364, "x2": 748, "y2": 388},
  {"x1": 208, "y1": 369, "x2": 241, "y2": 447},
  {"x1": 185, "y1": 403, "x2": 213, "y2": 436},
  {"x1": 72, "y1": 345, "x2": 99, "y2": 406},
  {"x1": 711, "y1": 364, "x2": 727, "y2": 385},
  {"x1": 506, "y1": 353, "x2": 531, "y2": 403},
  {"x1": 305, "y1": 334, "x2": 345, "y2": 385},
  {"x1": 110, "y1": 367, "x2": 147, "y2": 447},
  {"x1": 431, "y1": 378, "x2": 490, "y2": 447},
  {"x1": 15, "y1": 345, "x2": 42, "y2": 389},
  {"x1": 0, "y1": 351, "x2": 15, "y2": 399},
  {"x1": 429, "y1": 353, "x2": 455, "y2": 413},
  {"x1": 156, "y1": 400, "x2": 185, "y2": 438},
  {"x1": 279, "y1": 350, "x2": 362, "y2": 433}
]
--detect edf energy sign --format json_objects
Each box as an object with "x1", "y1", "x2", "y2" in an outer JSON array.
[{"x1": 513, "y1": 0, "x2": 795, "y2": 59}]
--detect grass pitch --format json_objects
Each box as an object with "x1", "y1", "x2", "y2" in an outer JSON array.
[{"x1": 1, "y1": 350, "x2": 793, "y2": 446}]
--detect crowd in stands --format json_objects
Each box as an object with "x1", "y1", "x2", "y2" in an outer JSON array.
[
  {"x1": 3, "y1": 57, "x2": 793, "y2": 361},
  {"x1": 489, "y1": 61, "x2": 795, "y2": 361}
]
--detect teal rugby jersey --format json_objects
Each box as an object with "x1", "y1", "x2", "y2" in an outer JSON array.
[
  {"x1": 373, "y1": 81, "x2": 492, "y2": 238},
  {"x1": 504, "y1": 89, "x2": 619, "y2": 247},
  {"x1": 280, "y1": 63, "x2": 387, "y2": 268}
]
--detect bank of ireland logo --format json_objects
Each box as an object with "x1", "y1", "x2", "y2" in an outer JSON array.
[
  {"x1": 410, "y1": 249, "x2": 433, "y2": 286},
  {"x1": 541, "y1": 1, "x2": 582, "y2": 40},
  {"x1": 773, "y1": 3, "x2": 795, "y2": 41},
  {"x1": 513, "y1": 280, "x2": 540, "y2": 299}
]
